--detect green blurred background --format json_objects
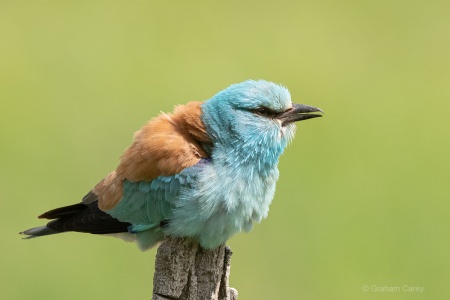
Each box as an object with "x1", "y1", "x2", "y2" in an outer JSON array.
[{"x1": 1, "y1": 0, "x2": 449, "y2": 299}]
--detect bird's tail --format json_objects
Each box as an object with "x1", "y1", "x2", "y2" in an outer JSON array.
[
  {"x1": 20, "y1": 226, "x2": 60, "y2": 239},
  {"x1": 20, "y1": 201, "x2": 131, "y2": 240}
]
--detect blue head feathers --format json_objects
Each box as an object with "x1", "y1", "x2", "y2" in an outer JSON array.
[{"x1": 202, "y1": 80, "x2": 297, "y2": 173}]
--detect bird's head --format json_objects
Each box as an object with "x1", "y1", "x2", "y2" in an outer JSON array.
[{"x1": 201, "y1": 80, "x2": 322, "y2": 168}]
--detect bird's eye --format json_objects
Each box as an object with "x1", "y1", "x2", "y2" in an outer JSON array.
[{"x1": 253, "y1": 107, "x2": 271, "y2": 117}]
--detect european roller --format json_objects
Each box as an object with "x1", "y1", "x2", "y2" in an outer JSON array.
[{"x1": 21, "y1": 80, "x2": 323, "y2": 250}]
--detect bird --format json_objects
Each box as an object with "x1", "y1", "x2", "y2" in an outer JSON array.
[{"x1": 21, "y1": 80, "x2": 323, "y2": 250}]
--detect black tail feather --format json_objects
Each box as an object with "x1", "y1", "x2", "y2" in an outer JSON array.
[
  {"x1": 39, "y1": 203, "x2": 87, "y2": 219},
  {"x1": 22, "y1": 201, "x2": 131, "y2": 238},
  {"x1": 20, "y1": 226, "x2": 59, "y2": 238}
]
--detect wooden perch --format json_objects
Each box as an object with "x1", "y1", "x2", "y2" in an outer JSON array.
[{"x1": 152, "y1": 236, "x2": 238, "y2": 300}]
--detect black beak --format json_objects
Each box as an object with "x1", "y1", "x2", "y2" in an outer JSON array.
[{"x1": 277, "y1": 104, "x2": 323, "y2": 126}]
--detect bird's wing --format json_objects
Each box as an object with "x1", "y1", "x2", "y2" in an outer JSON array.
[
  {"x1": 85, "y1": 101, "x2": 211, "y2": 225},
  {"x1": 102, "y1": 160, "x2": 208, "y2": 232}
]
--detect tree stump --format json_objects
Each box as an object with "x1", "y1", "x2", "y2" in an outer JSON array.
[{"x1": 152, "y1": 236, "x2": 238, "y2": 300}]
